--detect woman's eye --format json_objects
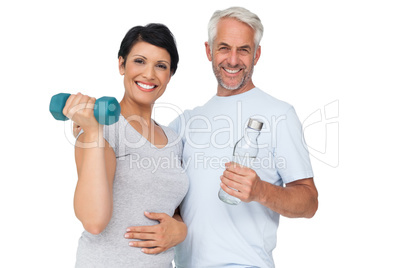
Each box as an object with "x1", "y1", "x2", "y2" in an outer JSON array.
[
  {"x1": 134, "y1": 58, "x2": 145, "y2": 64},
  {"x1": 156, "y1": 64, "x2": 168, "y2": 70}
]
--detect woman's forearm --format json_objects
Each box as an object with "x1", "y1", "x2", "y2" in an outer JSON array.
[{"x1": 74, "y1": 130, "x2": 114, "y2": 234}]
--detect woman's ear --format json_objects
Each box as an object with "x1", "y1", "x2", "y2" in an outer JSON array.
[{"x1": 118, "y1": 56, "x2": 125, "y2": 75}]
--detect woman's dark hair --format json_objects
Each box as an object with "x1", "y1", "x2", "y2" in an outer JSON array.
[{"x1": 118, "y1": 23, "x2": 179, "y2": 75}]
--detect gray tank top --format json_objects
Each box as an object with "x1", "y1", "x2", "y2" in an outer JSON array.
[{"x1": 75, "y1": 115, "x2": 188, "y2": 267}]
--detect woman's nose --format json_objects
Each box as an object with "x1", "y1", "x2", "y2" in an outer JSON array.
[{"x1": 142, "y1": 65, "x2": 155, "y2": 80}]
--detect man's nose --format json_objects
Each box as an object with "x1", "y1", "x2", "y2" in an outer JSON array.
[{"x1": 227, "y1": 49, "x2": 240, "y2": 66}]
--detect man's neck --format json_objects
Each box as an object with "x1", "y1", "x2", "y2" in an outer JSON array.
[{"x1": 216, "y1": 83, "x2": 256, "y2": 97}]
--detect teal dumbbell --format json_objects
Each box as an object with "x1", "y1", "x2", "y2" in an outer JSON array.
[{"x1": 49, "y1": 93, "x2": 121, "y2": 125}]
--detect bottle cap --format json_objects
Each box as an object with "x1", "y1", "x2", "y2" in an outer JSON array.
[{"x1": 247, "y1": 118, "x2": 263, "y2": 131}]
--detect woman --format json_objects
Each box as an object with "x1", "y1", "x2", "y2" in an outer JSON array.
[{"x1": 63, "y1": 24, "x2": 188, "y2": 267}]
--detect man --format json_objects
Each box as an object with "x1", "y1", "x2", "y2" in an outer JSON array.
[{"x1": 168, "y1": 7, "x2": 318, "y2": 267}]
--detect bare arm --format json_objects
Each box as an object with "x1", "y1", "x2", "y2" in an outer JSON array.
[
  {"x1": 221, "y1": 162, "x2": 318, "y2": 218},
  {"x1": 74, "y1": 131, "x2": 116, "y2": 234},
  {"x1": 64, "y1": 93, "x2": 116, "y2": 234},
  {"x1": 256, "y1": 178, "x2": 318, "y2": 218}
]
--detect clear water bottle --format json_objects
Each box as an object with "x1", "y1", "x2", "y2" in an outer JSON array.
[{"x1": 219, "y1": 118, "x2": 263, "y2": 205}]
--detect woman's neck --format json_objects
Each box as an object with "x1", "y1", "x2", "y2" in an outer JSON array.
[{"x1": 119, "y1": 97, "x2": 153, "y2": 126}]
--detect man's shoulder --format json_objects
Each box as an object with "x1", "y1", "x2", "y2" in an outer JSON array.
[
  {"x1": 179, "y1": 97, "x2": 216, "y2": 118},
  {"x1": 252, "y1": 88, "x2": 293, "y2": 114},
  {"x1": 168, "y1": 104, "x2": 208, "y2": 133}
]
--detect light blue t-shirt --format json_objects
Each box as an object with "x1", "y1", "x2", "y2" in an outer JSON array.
[{"x1": 169, "y1": 88, "x2": 313, "y2": 268}]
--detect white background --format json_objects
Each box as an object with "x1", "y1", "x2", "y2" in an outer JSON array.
[{"x1": 1, "y1": 0, "x2": 401, "y2": 267}]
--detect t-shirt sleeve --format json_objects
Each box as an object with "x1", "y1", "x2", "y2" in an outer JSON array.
[
  {"x1": 75, "y1": 125, "x2": 118, "y2": 155},
  {"x1": 274, "y1": 106, "x2": 314, "y2": 184},
  {"x1": 169, "y1": 112, "x2": 188, "y2": 144},
  {"x1": 168, "y1": 114, "x2": 182, "y2": 135},
  {"x1": 103, "y1": 123, "x2": 119, "y2": 155}
]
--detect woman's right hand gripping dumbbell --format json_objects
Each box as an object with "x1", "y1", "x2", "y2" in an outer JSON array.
[{"x1": 63, "y1": 93, "x2": 100, "y2": 138}]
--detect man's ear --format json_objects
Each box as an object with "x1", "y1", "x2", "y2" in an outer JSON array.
[
  {"x1": 205, "y1": 42, "x2": 213, "y2": 62},
  {"x1": 254, "y1": 45, "x2": 261, "y2": 65},
  {"x1": 118, "y1": 56, "x2": 125, "y2": 75}
]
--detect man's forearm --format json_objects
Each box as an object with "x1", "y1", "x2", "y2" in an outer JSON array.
[
  {"x1": 257, "y1": 178, "x2": 318, "y2": 218},
  {"x1": 173, "y1": 210, "x2": 187, "y2": 244}
]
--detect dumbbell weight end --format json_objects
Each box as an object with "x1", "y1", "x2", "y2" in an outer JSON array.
[{"x1": 49, "y1": 93, "x2": 71, "y2": 121}]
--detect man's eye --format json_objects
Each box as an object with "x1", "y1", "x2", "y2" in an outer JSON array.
[{"x1": 239, "y1": 49, "x2": 250, "y2": 55}]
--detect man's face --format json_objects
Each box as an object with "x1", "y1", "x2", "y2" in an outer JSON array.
[{"x1": 206, "y1": 18, "x2": 261, "y2": 95}]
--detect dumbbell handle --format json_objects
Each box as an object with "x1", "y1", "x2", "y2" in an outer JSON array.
[{"x1": 49, "y1": 93, "x2": 121, "y2": 125}]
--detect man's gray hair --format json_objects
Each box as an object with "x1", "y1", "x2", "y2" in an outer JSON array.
[{"x1": 207, "y1": 7, "x2": 264, "y2": 50}]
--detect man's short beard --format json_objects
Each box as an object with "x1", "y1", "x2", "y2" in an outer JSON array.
[
  {"x1": 212, "y1": 58, "x2": 255, "y2": 91},
  {"x1": 219, "y1": 76, "x2": 246, "y2": 90}
]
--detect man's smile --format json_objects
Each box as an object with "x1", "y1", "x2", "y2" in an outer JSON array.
[{"x1": 223, "y1": 67, "x2": 242, "y2": 74}]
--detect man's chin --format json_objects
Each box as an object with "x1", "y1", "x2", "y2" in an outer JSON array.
[{"x1": 219, "y1": 80, "x2": 244, "y2": 91}]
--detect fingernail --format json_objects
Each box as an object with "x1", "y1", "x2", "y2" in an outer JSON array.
[
  {"x1": 124, "y1": 233, "x2": 129, "y2": 238},
  {"x1": 141, "y1": 248, "x2": 146, "y2": 253}
]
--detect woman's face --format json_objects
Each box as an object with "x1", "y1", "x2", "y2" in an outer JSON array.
[{"x1": 119, "y1": 41, "x2": 172, "y2": 107}]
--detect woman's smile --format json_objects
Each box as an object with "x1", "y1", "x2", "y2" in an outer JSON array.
[{"x1": 136, "y1": 81, "x2": 158, "y2": 92}]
